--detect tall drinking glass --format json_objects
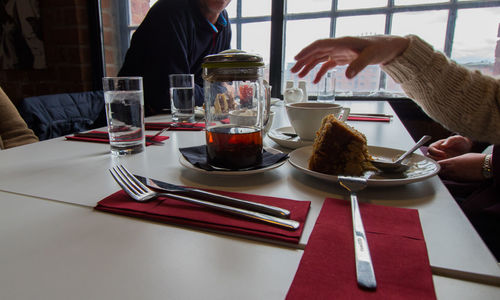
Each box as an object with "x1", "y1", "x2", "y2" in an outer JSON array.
[
  {"x1": 102, "y1": 77, "x2": 145, "y2": 155},
  {"x1": 169, "y1": 74, "x2": 195, "y2": 122},
  {"x1": 317, "y1": 69, "x2": 336, "y2": 103}
]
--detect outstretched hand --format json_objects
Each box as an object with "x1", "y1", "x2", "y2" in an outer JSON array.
[{"x1": 290, "y1": 35, "x2": 410, "y2": 83}]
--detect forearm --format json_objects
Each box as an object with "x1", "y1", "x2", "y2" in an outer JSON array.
[
  {"x1": 382, "y1": 35, "x2": 500, "y2": 144},
  {"x1": 0, "y1": 89, "x2": 38, "y2": 149}
]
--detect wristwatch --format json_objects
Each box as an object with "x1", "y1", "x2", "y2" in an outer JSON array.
[{"x1": 482, "y1": 154, "x2": 493, "y2": 179}]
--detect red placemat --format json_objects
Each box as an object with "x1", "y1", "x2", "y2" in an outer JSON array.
[
  {"x1": 65, "y1": 131, "x2": 168, "y2": 146},
  {"x1": 286, "y1": 198, "x2": 436, "y2": 299},
  {"x1": 145, "y1": 122, "x2": 205, "y2": 131},
  {"x1": 95, "y1": 189, "x2": 311, "y2": 244}
]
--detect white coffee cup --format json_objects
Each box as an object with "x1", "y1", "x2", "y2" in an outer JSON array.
[{"x1": 285, "y1": 102, "x2": 350, "y2": 141}]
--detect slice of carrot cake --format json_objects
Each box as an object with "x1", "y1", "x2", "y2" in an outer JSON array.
[{"x1": 309, "y1": 114, "x2": 376, "y2": 176}]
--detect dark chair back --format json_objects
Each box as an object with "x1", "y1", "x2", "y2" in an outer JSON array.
[{"x1": 18, "y1": 91, "x2": 107, "y2": 140}]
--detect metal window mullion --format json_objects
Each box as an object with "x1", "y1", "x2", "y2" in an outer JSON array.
[
  {"x1": 379, "y1": 0, "x2": 395, "y2": 91},
  {"x1": 269, "y1": 0, "x2": 285, "y2": 98},
  {"x1": 330, "y1": 0, "x2": 337, "y2": 38},
  {"x1": 444, "y1": 0, "x2": 458, "y2": 57},
  {"x1": 119, "y1": 0, "x2": 131, "y2": 61},
  {"x1": 236, "y1": 0, "x2": 242, "y2": 49}
]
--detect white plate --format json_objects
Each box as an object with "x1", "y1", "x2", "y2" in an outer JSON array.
[
  {"x1": 179, "y1": 148, "x2": 287, "y2": 175},
  {"x1": 268, "y1": 126, "x2": 313, "y2": 149},
  {"x1": 288, "y1": 145, "x2": 440, "y2": 187}
]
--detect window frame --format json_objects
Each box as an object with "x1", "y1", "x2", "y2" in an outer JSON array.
[{"x1": 119, "y1": 0, "x2": 500, "y2": 100}]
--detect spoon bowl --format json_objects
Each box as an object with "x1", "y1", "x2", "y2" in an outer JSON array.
[{"x1": 370, "y1": 135, "x2": 432, "y2": 173}]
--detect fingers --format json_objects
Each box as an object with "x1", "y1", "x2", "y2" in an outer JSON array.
[
  {"x1": 427, "y1": 147, "x2": 447, "y2": 161},
  {"x1": 314, "y1": 60, "x2": 338, "y2": 83},
  {"x1": 345, "y1": 46, "x2": 377, "y2": 78},
  {"x1": 297, "y1": 56, "x2": 329, "y2": 78}
]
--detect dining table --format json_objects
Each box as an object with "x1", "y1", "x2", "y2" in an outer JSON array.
[{"x1": 1, "y1": 100, "x2": 499, "y2": 299}]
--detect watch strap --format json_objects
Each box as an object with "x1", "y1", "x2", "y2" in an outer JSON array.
[{"x1": 482, "y1": 154, "x2": 493, "y2": 179}]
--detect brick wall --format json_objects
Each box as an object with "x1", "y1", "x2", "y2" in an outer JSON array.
[
  {"x1": 0, "y1": 0, "x2": 95, "y2": 106},
  {"x1": 101, "y1": 0, "x2": 151, "y2": 77}
]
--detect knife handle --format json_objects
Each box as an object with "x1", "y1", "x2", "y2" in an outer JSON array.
[
  {"x1": 186, "y1": 189, "x2": 291, "y2": 219},
  {"x1": 163, "y1": 193, "x2": 300, "y2": 230},
  {"x1": 351, "y1": 192, "x2": 377, "y2": 289}
]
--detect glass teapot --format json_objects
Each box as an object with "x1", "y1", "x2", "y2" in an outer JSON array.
[{"x1": 202, "y1": 50, "x2": 271, "y2": 169}]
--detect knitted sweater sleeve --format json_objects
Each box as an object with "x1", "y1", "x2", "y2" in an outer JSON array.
[
  {"x1": 0, "y1": 87, "x2": 38, "y2": 149},
  {"x1": 382, "y1": 35, "x2": 500, "y2": 145}
]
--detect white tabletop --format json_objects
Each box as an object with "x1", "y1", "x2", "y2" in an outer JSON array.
[
  {"x1": 0, "y1": 100, "x2": 499, "y2": 296},
  {"x1": 2, "y1": 191, "x2": 499, "y2": 299}
]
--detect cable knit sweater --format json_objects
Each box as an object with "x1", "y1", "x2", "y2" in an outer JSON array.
[
  {"x1": 383, "y1": 36, "x2": 500, "y2": 260},
  {"x1": 382, "y1": 35, "x2": 500, "y2": 145},
  {"x1": 0, "y1": 87, "x2": 38, "y2": 149}
]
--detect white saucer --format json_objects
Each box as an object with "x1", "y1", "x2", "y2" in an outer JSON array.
[
  {"x1": 268, "y1": 126, "x2": 313, "y2": 149},
  {"x1": 288, "y1": 145, "x2": 440, "y2": 187},
  {"x1": 179, "y1": 148, "x2": 287, "y2": 175}
]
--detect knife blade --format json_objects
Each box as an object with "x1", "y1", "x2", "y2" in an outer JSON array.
[{"x1": 134, "y1": 174, "x2": 291, "y2": 219}]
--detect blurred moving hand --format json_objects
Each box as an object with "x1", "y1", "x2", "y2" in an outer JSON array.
[{"x1": 290, "y1": 35, "x2": 409, "y2": 83}]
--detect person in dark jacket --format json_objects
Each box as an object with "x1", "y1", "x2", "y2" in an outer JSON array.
[{"x1": 118, "y1": 0, "x2": 232, "y2": 116}]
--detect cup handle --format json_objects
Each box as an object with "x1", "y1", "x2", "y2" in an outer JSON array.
[{"x1": 339, "y1": 107, "x2": 350, "y2": 122}]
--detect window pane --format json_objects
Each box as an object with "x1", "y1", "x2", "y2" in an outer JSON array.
[
  {"x1": 394, "y1": 0, "x2": 448, "y2": 5},
  {"x1": 230, "y1": 24, "x2": 237, "y2": 49},
  {"x1": 283, "y1": 18, "x2": 330, "y2": 93},
  {"x1": 389, "y1": 10, "x2": 447, "y2": 94},
  {"x1": 287, "y1": 0, "x2": 331, "y2": 14},
  {"x1": 335, "y1": 15, "x2": 386, "y2": 37},
  {"x1": 391, "y1": 10, "x2": 448, "y2": 51},
  {"x1": 334, "y1": 15, "x2": 386, "y2": 95},
  {"x1": 242, "y1": 0, "x2": 271, "y2": 17},
  {"x1": 226, "y1": 0, "x2": 237, "y2": 17},
  {"x1": 241, "y1": 22, "x2": 271, "y2": 63},
  {"x1": 452, "y1": 7, "x2": 500, "y2": 77},
  {"x1": 337, "y1": 0, "x2": 387, "y2": 10},
  {"x1": 337, "y1": 65, "x2": 381, "y2": 94}
]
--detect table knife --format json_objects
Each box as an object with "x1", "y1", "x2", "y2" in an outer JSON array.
[{"x1": 134, "y1": 174, "x2": 291, "y2": 219}]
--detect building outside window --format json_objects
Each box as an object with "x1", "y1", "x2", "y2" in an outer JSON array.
[{"x1": 111, "y1": 0, "x2": 500, "y2": 99}]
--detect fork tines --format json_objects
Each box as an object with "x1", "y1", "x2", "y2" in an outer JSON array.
[{"x1": 109, "y1": 165, "x2": 149, "y2": 200}]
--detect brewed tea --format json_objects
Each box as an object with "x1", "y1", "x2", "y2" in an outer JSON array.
[{"x1": 206, "y1": 125, "x2": 263, "y2": 169}]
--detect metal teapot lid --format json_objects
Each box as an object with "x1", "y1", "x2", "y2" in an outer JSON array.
[{"x1": 202, "y1": 49, "x2": 264, "y2": 69}]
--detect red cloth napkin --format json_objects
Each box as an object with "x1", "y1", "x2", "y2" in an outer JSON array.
[
  {"x1": 286, "y1": 198, "x2": 436, "y2": 300},
  {"x1": 95, "y1": 189, "x2": 311, "y2": 244},
  {"x1": 65, "y1": 130, "x2": 169, "y2": 146},
  {"x1": 145, "y1": 122, "x2": 205, "y2": 131},
  {"x1": 348, "y1": 116, "x2": 391, "y2": 122}
]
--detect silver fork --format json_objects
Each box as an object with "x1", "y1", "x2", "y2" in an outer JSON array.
[
  {"x1": 338, "y1": 176, "x2": 377, "y2": 290},
  {"x1": 109, "y1": 165, "x2": 300, "y2": 230}
]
